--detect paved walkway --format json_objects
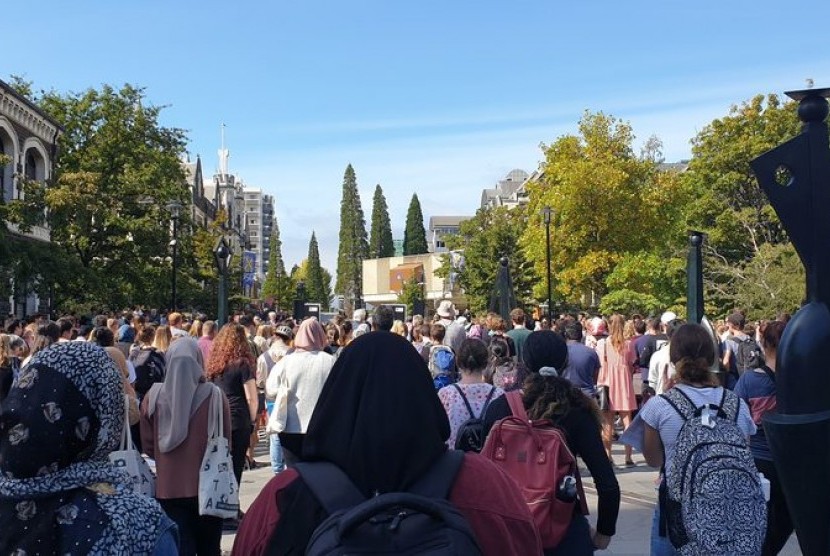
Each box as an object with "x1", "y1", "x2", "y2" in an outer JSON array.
[{"x1": 222, "y1": 441, "x2": 802, "y2": 555}]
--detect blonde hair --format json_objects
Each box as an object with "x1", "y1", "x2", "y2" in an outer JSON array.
[
  {"x1": 189, "y1": 319, "x2": 203, "y2": 337},
  {"x1": 257, "y1": 324, "x2": 273, "y2": 339},
  {"x1": 153, "y1": 325, "x2": 172, "y2": 353},
  {"x1": 391, "y1": 320, "x2": 407, "y2": 337},
  {"x1": 608, "y1": 314, "x2": 626, "y2": 353},
  {"x1": 0, "y1": 334, "x2": 11, "y2": 367}
]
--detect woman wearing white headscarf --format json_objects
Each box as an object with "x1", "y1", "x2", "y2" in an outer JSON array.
[{"x1": 141, "y1": 337, "x2": 231, "y2": 556}]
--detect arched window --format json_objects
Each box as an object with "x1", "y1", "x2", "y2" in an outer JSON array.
[{"x1": 25, "y1": 151, "x2": 37, "y2": 181}]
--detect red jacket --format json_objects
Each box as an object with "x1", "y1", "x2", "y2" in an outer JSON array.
[{"x1": 233, "y1": 453, "x2": 543, "y2": 556}]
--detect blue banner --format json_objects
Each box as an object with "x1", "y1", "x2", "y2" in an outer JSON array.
[{"x1": 243, "y1": 251, "x2": 257, "y2": 288}]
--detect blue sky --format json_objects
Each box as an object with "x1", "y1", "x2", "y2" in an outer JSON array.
[{"x1": 5, "y1": 1, "x2": 830, "y2": 273}]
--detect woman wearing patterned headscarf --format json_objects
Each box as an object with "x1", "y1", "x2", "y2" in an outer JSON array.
[
  {"x1": 268, "y1": 318, "x2": 333, "y2": 467},
  {"x1": 142, "y1": 337, "x2": 230, "y2": 555},
  {"x1": 482, "y1": 330, "x2": 621, "y2": 555},
  {"x1": 0, "y1": 342, "x2": 177, "y2": 555}
]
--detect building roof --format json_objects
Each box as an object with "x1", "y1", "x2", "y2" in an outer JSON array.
[
  {"x1": 0, "y1": 78, "x2": 63, "y2": 130},
  {"x1": 428, "y1": 216, "x2": 470, "y2": 229}
]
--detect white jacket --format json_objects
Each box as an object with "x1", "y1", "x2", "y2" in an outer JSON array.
[
  {"x1": 648, "y1": 344, "x2": 675, "y2": 394},
  {"x1": 265, "y1": 350, "x2": 334, "y2": 434}
]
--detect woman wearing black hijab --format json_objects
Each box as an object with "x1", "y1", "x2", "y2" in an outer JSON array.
[
  {"x1": 233, "y1": 332, "x2": 542, "y2": 556},
  {"x1": 482, "y1": 330, "x2": 621, "y2": 555}
]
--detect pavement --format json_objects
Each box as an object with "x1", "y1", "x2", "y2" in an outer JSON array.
[{"x1": 221, "y1": 440, "x2": 802, "y2": 555}]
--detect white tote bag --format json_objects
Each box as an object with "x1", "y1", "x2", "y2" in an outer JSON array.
[
  {"x1": 109, "y1": 395, "x2": 156, "y2": 497},
  {"x1": 198, "y1": 386, "x2": 240, "y2": 518}
]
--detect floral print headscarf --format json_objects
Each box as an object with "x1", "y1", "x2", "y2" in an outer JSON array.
[{"x1": 0, "y1": 342, "x2": 166, "y2": 555}]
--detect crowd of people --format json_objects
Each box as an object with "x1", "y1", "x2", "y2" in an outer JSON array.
[{"x1": 0, "y1": 303, "x2": 794, "y2": 555}]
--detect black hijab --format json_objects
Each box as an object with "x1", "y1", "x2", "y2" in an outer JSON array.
[
  {"x1": 303, "y1": 331, "x2": 450, "y2": 496},
  {"x1": 267, "y1": 332, "x2": 451, "y2": 555},
  {"x1": 522, "y1": 330, "x2": 569, "y2": 374}
]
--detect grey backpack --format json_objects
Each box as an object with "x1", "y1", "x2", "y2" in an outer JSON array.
[{"x1": 660, "y1": 387, "x2": 766, "y2": 555}]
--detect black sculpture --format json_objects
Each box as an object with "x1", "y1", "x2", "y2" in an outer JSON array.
[
  {"x1": 488, "y1": 257, "x2": 518, "y2": 325},
  {"x1": 751, "y1": 87, "x2": 830, "y2": 556}
]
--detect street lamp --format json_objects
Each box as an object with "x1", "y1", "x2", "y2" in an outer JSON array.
[
  {"x1": 541, "y1": 206, "x2": 553, "y2": 323},
  {"x1": 166, "y1": 200, "x2": 183, "y2": 311},
  {"x1": 213, "y1": 236, "x2": 233, "y2": 326}
]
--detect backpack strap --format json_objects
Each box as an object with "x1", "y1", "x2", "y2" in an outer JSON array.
[
  {"x1": 452, "y1": 383, "x2": 476, "y2": 420},
  {"x1": 294, "y1": 462, "x2": 367, "y2": 515},
  {"x1": 659, "y1": 388, "x2": 696, "y2": 421},
  {"x1": 760, "y1": 364, "x2": 775, "y2": 383},
  {"x1": 719, "y1": 387, "x2": 740, "y2": 422},
  {"x1": 505, "y1": 390, "x2": 529, "y2": 421},
  {"x1": 409, "y1": 449, "x2": 465, "y2": 499},
  {"x1": 480, "y1": 386, "x2": 497, "y2": 418}
]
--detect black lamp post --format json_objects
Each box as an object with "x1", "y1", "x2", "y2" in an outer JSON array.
[
  {"x1": 166, "y1": 200, "x2": 183, "y2": 311},
  {"x1": 213, "y1": 237, "x2": 233, "y2": 326},
  {"x1": 276, "y1": 265, "x2": 282, "y2": 312},
  {"x1": 541, "y1": 206, "x2": 553, "y2": 322}
]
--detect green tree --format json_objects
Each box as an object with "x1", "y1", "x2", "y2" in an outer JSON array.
[
  {"x1": 369, "y1": 184, "x2": 395, "y2": 258},
  {"x1": 684, "y1": 94, "x2": 799, "y2": 263},
  {"x1": 292, "y1": 258, "x2": 332, "y2": 311},
  {"x1": 260, "y1": 217, "x2": 295, "y2": 309},
  {"x1": 16, "y1": 83, "x2": 189, "y2": 311},
  {"x1": 521, "y1": 111, "x2": 690, "y2": 306},
  {"x1": 335, "y1": 164, "x2": 368, "y2": 311},
  {"x1": 439, "y1": 206, "x2": 536, "y2": 313},
  {"x1": 305, "y1": 232, "x2": 329, "y2": 309},
  {"x1": 403, "y1": 194, "x2": 428, "y2": 255},
  {"x1": 397, "y1": 276, "x2": 424, "y2": 315},
  {"x1": 682, "y1": 94, "x2": 802, "y2": 315}
]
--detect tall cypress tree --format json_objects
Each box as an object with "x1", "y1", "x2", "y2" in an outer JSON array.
[
  {"x1": 306, "y1": 231, "x2": 328, "y2": 309},
  {"x1": 261, "y1": 217, "x2": 295, "y2": 309},
  {"x1": 403, "y1": 193, "x2": 428, "y2": 255},
  {"x1": 369, "y1": 184, "x2": 395, "y2": 259},
  {"x1": 335, "y1": 164, "x2": 368, "y2": 310}
]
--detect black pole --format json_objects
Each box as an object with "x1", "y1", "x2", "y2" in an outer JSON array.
[
  {"x1": 686, "y1": 231, "x2": 705, "y2": 324},
  {"x1": 171, "y1": 215, "x2": 178, "y2": 311},
  {"x1": 545, "y1": 217, "x2": 552, "y2": 322}
]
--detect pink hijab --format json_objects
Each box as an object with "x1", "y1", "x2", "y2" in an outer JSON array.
[{"x1": 293, "y1": 318, "x2": 328, "y2": 352}]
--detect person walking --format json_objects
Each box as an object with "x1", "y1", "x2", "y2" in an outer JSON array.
[
  {"x1": 595, "y1": 314, "x2": 637, "y2": 465},
  {"x1": 206, "y1": 324, "x2": 258, "y2": 498},
  {"x1": 482, "y1": 331, "x2": 620, "y2": 554},
  {"x1": 267, "y1": 318, "x2": 333, "y2": 467},
  {"x1": 233, "y1": 332, "x2": 543, "y2": 556},
  {"x1": 142, "y1": 337, "x2": 230, "y2": 555},
  {"x1": 438, "y1": 339, "x2": 504, "y2": 449},
  {"x1": 639, "y1": 323, "x2": 757, "y2": 555},
  {"x1": 734, "y1": 320, "x2": 794, "y2": 554}
]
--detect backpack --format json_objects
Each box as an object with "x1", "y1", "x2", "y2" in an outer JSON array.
[
  {"x1": 660, "y1": 387, "x2": 766, "y2": 555},
  {"x1": 429, "y1": 345, "x2": 456, "y2": 388},
  {"x1": 130, "y1": 348, "x2": 165, "y2": 401},
  {"x1": 481, "y1": 391, "x2": 587, "y2": 549},
  {"x1": 730, "y1": 335, "x2": 764, "y2": 375},
  {"x1": 452, "y1": 384, "x2": 496, "y2": 453},
  {"x1": 491, "y1": 361, "x2": 520, "y2": 391},
  {"x1": 295, "y1": 450, "x2": 482, "y2": 556}
]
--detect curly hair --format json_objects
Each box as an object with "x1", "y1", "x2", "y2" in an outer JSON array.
[
  {"x1": 206, "y1": 323, "x2": 256, "y2": 379},
  {"x1": 522, "y1": 373, "x2": 602, "y2": 429}
]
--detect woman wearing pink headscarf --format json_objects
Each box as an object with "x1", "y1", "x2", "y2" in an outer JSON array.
[{"x1": 269, "y1": 318, "x2": 334, "y2": 466}]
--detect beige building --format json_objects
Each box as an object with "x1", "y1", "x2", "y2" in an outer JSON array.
[{"x1": 362, "y1": 253, "x2": 465, "y2": 312}]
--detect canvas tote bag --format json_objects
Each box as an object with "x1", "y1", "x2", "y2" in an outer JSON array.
[
  {"x1": 198, "y1": 386, "x2": 240, "y2": 518},
  {"x1": 109, "y1": 394, "x2": 156, "y2": 496}
]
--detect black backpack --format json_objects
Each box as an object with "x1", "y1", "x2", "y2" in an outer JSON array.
[
  {"x1": 731, "y1": 336, "x2": 763, "y2": 375},
  {"x1": 295, "y1": 450, "x2": 482, "y2": 555},
  {"x1": 130, "y1": 348, "x2": 165, "y2": 401},
  {"x1": 452, "y1": 384, "x2": 496, "y2": 453}
]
